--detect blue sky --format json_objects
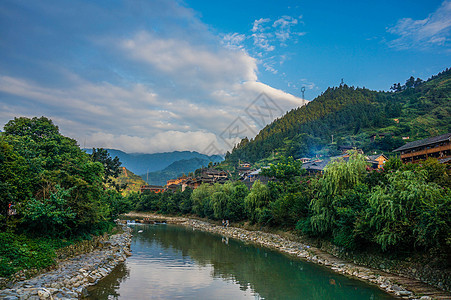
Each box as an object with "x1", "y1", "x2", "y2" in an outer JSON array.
[{"x1": 0, "y1": 0, "x2": 450, "y2": 154}]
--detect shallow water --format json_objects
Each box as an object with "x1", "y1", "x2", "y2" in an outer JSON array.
[{"x1": 87, "y1": 224, "x2": 394, "y2": 299}]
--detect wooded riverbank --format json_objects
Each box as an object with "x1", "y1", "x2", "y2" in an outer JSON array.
[
  {"x1": 125, "y1": 212, "x2": 451, "y2": 300},
  {"x1": 0, "y1": 224, "x2": 132, "y2": 300}
]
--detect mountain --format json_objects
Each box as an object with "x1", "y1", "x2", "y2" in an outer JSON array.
[
  {"x1": 83, "y1": 149, "x2": 223, "y2": 175},
  {"x1": 225, "y1": 68, "x2": 451, "y2": 164},
  {"x1": 112, "y1": 167, "x2": 147, "y2": 195},
  {"x1": 143, "y1": 157, "x2": 213, "y2": 185}
]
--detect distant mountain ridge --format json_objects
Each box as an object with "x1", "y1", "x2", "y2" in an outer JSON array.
[
  {"x1": 83, "y1": 149, "x2": 223, "y2": 175},
  {"x1": 143, "y1": 157, "x2": 213, "y2": 185}
]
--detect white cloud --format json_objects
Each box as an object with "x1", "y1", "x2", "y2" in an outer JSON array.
[
  {"x1": 121, "y1": 31, "x2": 258, "y2": 89},
  {"x1": 221, "y1": 33, "x2": 246, "y2": 50},
  {"x1": 251, "y1": 18, "x2": 271, "y2": 33},
  {"x1": 387, "y1": 0, "x2": 451, "y2": 49},
  {"x1": 0, "y1": 0, "x2": 308, "y2": 155}
]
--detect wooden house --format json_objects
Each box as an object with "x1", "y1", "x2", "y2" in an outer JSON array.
[
  {"x1": 366, "y1": 154, "x2": 388, "y2": 169},
  {"x1": 140, "y1": 185, "x2": 165, "y2": 193},
  {"x1": 393, "y1": 133, "x2": 451, "y2": 163}
]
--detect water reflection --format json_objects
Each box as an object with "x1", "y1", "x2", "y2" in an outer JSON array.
[
  {"x1": 87, "y1": 225, "x2": 394, "y2": 299},
  {"x1": 86, "y1": 263, "x2": 130, "y2": 299}
]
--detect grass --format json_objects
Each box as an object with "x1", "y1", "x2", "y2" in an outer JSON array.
[{"x1": 0, "y1": 221, "x2": 117, "y2": 280}]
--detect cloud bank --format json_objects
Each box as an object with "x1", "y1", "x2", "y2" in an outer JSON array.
[
  {"x1": 387, "y1": 0, "x2": 451, "y2": 50},
  {"x1": 0, "y1": 0, "x2": 306, "y2": 154}
]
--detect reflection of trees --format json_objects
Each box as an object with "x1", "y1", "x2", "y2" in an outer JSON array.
[
  {"x1": 86, "y1": 263, "x2": 130, "y2": 300},
  {"x1": 132, "y1": 225, "x2": 391, "y2": 300}
]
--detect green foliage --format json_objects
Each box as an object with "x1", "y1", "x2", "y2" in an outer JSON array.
[
  {"x1": 383, "y1": 157, "x2": 403, "y2": 171},
  {"x1": 309, "y1": 152, "x2": 368, "y2": 235},
  {"x1": 91, "y1": 148, "x2": 122, "y2": 191},
  {"x1": 244, "y1": 181, "x2": 271, "y2": 224},
  {"x1": 366, "y1": 170, "x2": 450, "y2": 251},
  {"x1": 0, "y1": 232, "x2": 63, "y2": 277},
  {"x1": 4, "y1": 116, "x2": 59, "y2": 140},
  {"x1": 192, "y1": 184, "x2": 214, "y2": 218},
  {"x1": 225, "y1": 69, "x2": 451, "y2": 164},
  {"x1": 322, "y1": 151, "x2": 368, "y2": 196},
  {"x1": 103, "y1": 190, "x2": 132, "y2": 219},
  {"x1": 1, "y1": 116, "x2": 130, "y2": 235},
  {"x1": 261, "y1": 156, "x2": 303, "y2": 182},
  {"x1": 19, "y1": 186, "x2": 76, "y2": 237}
]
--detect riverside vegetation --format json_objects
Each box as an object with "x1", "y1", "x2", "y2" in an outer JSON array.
[
  {"x1": 127, "y1": 154, "x2": 451, "y2": 291},
  {"x1": 0, "y1": 117, "x2": 132, "y2": 282},
  {"x1": 1, "y1": 69, "x2": 450, "y2": 294}
]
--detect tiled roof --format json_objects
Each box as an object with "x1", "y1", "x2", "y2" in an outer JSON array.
[
  {"x1": 393, "y1": 133, "x2": 451, "y2": 152},
  {"x1": 366, "y1": 154, "x2": 388, "y2": 161}
]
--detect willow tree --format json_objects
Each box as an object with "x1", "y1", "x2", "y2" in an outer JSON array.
[
  {"x1": 310, "y1": 151, "x2": 368, "y2": 235},
  {"x1": 367, "y1": 169, "x2": 450, "y2": 251},
  {"x1": 244, "y1": 180, "x2": 271, "y2": 224}
]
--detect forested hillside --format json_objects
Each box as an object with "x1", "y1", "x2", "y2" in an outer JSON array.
[
  {"x1": 113, "y1": 167, "x2": 147, "y2": 195},
  {"x1": 226, "y1": 68, "x2": 451, "y2": 163}
]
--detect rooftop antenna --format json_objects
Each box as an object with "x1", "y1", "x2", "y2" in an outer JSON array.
[
  {"x1": 301, "y1": 86, "x2": 306, "y2": 101},
  {"x1": 340, "y1": 78, "x2": 344, "y2": 86}
]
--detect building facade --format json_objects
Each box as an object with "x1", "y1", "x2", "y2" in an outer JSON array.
[{"x1": 393, "y1": 133, "x2": 451, "y2": 163}]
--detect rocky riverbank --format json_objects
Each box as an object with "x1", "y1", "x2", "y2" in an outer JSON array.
[
  {"x1": 125, "y1": 212, "x2": 451, "y2": 300},
  {"x1": 0, "y1": 224, "x2": 132, "y2": 300}
]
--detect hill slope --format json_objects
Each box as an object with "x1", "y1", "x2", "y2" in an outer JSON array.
[
  {"x1": 225, "y1": 68, "x2": 451, "y2": 164},
  {"x1": 113, "y1": 167, "x2": 147, "y2": 195}
]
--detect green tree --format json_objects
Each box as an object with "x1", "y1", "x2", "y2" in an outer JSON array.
[
  {"x1": 366, "y1": 170, "x2": 450, "y2": 251},
  {"x1": 19, "y1": 186, "x2": 76, "y2": 237},
  {"x1": 262, "y1": 156, "x2": 303, "y2": 182},
  {"x1": 91, "y1": 148, "x2": 122, "y2": 191},
  {"x1": 310, "y1": 151, "x2": 368, "y2": 234},
  {"x1": 244, "y1": 181, "x2": 271, "y2": 224}
]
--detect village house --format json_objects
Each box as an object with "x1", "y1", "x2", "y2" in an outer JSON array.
[
  {"x1": 140, "y1": 185, "x2": 165, "y2": 193},
  {"x1": 166, "y1": 176, "x2": 190, "y2": 188},
  {"x1": 366, "y1": 154, "x2": 388, "y2": 169},
  {"x1": 298, "y1": 157, "x2": 311, "y2": 163},
  {"x1": 182, "y1": 178, "x2": 203, "y2": 191},
  {"x1": 201, "y1": 168, "x2": 228, "y2": 179},
  {"x1": 302, "y1": 153, "x2": 388, "y2": 173},
  {"x1": 301, "y1": 159, "x2": 330, "y2": 174},
  {"x1": 239, "y1": 161, "x2": 252, "y2": 168},
  {"x1": 180, "y1": 169, "x2": 229, "y2": 191},
  {"x1": 237, "y1": 162, "x2": 252, "y2": 177},
  {"x1": 393, "y1": 133, "x2": 451, "y2": 164}
]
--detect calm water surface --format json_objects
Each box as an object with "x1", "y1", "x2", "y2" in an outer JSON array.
[{"x1": 87, "y1": 224, "x2": 394, "y2": 299}]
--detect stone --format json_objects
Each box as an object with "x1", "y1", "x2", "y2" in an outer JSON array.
[
  {"x1": 2, "y1": 296, "x2": 19, "y2": 300},
  {"x1": 37, "y1": 289, "x2": 51, "y2": 299},
  {"x1": 76, "y1": 287, "x2": 89, "y2": 297},
  {"x1": 390, "y1": 284, "x2": 402, "y2": 292},
  {"x1": 397, "y1": 290, "x2": 412, "y2": 296}
]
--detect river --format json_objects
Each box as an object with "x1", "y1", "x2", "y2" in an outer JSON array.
[{"x1": 87, "y1": 224, "x2": 394, "y2": 299}]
